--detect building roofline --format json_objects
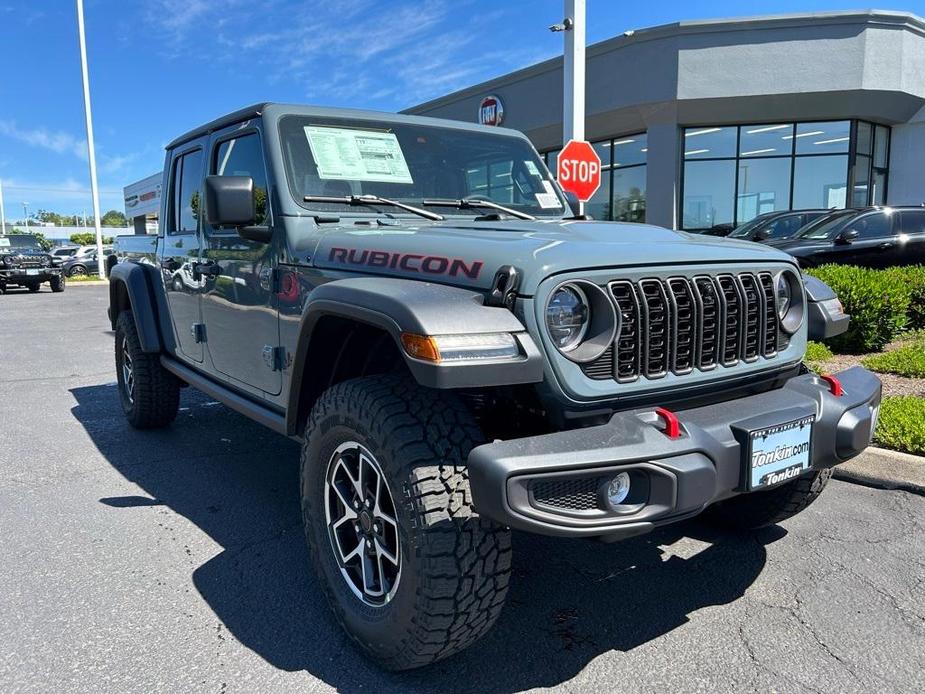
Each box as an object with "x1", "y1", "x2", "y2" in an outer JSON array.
[{"x1": 403, "y1": 9, "x2": 925, "y2": 114}]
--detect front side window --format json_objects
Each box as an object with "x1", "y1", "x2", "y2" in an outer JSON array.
[
  {"x1": 280, "y1": 116, "x2": 565, "y2": 217},
  {"x1": 848, "y1": 213, "x2": 893, "y2": 240},
  {"x1": 212, "y1": 133, "x2": 270, "y2": 226}
]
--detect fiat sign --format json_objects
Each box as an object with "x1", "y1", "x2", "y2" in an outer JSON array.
[
  {"x1": 478, "y1": 95, "x2": 504, "y2": 126},
  {"x1": 557, "y1": 139, "x2": 602, "y2": 202}
]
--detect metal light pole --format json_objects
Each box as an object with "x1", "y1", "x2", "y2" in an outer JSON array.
[
  {"x1": 23, "y1": 202, "x2": 30, "y2": 232},
  {"x1": 0, "y1": 179, "x2": 6, "y2": 235},
  {"x1": 551, "y1": 0, "x2": 586, "y2": 213},
  {"x1": 76, "y1": 0, "x2": 105, "y2": 278}
]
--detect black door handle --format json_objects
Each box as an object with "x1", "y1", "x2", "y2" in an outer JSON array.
[{"x1": 877, "y1": 241, "x2": 894, "y2": 250}]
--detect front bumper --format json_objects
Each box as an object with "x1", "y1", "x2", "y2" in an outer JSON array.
[
  {"x1": 0, "y1": 268, "x2": 60, "y2": 284},
  {"x1": 468, "y1": 366, "x2": 881, "y2": 540}
]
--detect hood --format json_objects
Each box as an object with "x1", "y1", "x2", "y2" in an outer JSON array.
[
  {"x1": 309, "y1": 218, "x2": 798, "y2": 294},
  {"x1": 764, "y1": 237, "x2": 832, "y2": 254}
]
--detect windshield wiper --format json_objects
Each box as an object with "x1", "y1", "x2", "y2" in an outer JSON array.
[
  {"x1": 422, "y1": 198, "x2": 536, "y2": 221},
  {"x1": 303, "y1": 194, "x2": 443, "y2": 221}
]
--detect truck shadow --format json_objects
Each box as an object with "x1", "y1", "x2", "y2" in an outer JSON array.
[{"x1": 71, "y1": 383, "x2": 781, "y2": 693}]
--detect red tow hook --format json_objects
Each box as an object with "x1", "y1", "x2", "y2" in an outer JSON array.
[
  {"x1": 654, "y1": 407, "x2": 681, "y2": 439},
  {"x1": 820, "y1": 374, "x2": 844, "y2": 397}
]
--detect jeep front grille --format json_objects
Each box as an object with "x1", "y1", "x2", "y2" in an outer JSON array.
[{"x1": 583, "y1": 272, "x2": 780, "y2": 383}]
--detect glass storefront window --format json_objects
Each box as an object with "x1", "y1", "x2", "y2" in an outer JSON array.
[
  {"x1": 792, "y1": 155, "x2": 848, "y2": 209},
  {"x1": 682, "y1": 159, "x2": 735, "y2": 229},
  {"x1": 794, "y1": 121, "x2": 850, "y2": 155},
  {"x1": 736, "y1": 157, "x2": 791, "y2": 223},
  {"x1": 683, "y1": 126, "x2": 736, "y2": 159},
  {"x1": 874, "y1": 125, "x2": 890, "y2": 168},
  {"x1": 592, "y1": 140, "x2": 612, "y2": 169},
  {"x1": 856, "y1": 121, "x2": 873, "y2": 155},
  {"x1": 585, "y1": 178, "x2": 611, "y2": 220},
  {"x1": 851, "y1": 154, "x2": 871, "y2": 208},
  {"x1": 739, "y1": 124, "x2": 793, "y2": 157},
  {"x1": 612, "y1": 166, "x2": 646, "y2": 223},
  {"x1": 613, "y1": 134, "x2": 647, "y2": 167}
]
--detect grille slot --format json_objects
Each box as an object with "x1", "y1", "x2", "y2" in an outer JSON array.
[
  {"x1": 597, "y1": 272, "x2": 781, "y2": 383},
  {"x1": 532, "y1": 477, "x2": 604, "y2": 512}
]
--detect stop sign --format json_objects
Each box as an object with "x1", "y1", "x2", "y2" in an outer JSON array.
[{"x1": 557, "y1": 140, "x2": 601, "y2": 202}]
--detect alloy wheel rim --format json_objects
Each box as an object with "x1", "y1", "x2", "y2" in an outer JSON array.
[
  {"x1": 121, "y1": 336, "x2": 134, "y2": 404},
  {"x1": 324, "y1": 441, "x2": 401, "y2": 606}
]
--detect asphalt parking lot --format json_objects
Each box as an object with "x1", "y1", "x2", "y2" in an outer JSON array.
[{"x1": 1, "y1": 283, "x2": 924, "y2": 693}]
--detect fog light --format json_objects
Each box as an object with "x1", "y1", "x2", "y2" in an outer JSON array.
[{"x1": 606, "y1": 472, "x2": 631, "y2": 508}]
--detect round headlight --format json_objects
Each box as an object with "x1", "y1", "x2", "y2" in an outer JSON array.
[
  {"x1": 776, "y1": 273, "x2": 792, "y2": 319},
  {"x1": 546, "y1": 284, "x2": 589, "y2": 352},
  {"x1": 775, "y1": 270, "x2": 805, "y2": 334}
]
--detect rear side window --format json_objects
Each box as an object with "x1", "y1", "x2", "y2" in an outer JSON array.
[
  {"x1": 169, "y1": 149, "x2": 203, "y2": 234},
  {"x1": 900, "y1": 210, "x2": 925, "y2": 235},
  {"x1": 849, "y1": 213, "x2": 893, "y2": 240},
  {"x1": 212, "y1": 133, "x2": 270, "y2": 226}
]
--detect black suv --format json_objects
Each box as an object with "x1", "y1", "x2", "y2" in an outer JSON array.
[
  {"x1": 0, "y1": 234, "x2": 65, "y2": 293},
  {"x1": 728, "y1": 209, "x2": 830, "y2": 242},
  {"x1": 768, "y1": 206, "x2": 925, "y2": 268}
]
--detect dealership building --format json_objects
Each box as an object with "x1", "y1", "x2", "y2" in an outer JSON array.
[{"x1": 406, "y1": 10, "x2": 925, "y2": 231}]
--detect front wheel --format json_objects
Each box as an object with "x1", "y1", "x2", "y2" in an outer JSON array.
[
  {"x1": 50, "y1": 275, "x2": 65, "y2": 293},
  {"x1": 705, "y1": 468, "x2": 833, "y2": 529},
  {"x1": 301, "y1": 375, "x2": 512, "y2": 670},
  {"x1": 114, "y1": 311, "x2": 180, "y2": 428}
]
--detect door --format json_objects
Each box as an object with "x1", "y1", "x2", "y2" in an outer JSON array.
[
  {"x1": 200, "y1": 129, "x2": 281, "y2": 394},
  {"x1": 161, "y1": 145, "x2": 205, "y2": 362},
  {"x1": 897, "y1": 210, "x2": 925, "y2": 266},
  {"x1": 839, "y1": 211, "x2": 897, "y2": 268}
]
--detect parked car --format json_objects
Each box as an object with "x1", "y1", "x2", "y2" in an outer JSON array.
[
  {"x1": 767, "y1": 206, "x2": 925, "y2": 267},
  {"x1": 50, "y1": 246, "x2": 80, "y2": 264},
  {"x1": 0, "y1": 234, "x2": 66, "y2": 293},
  {"x1": 728, "y1": 209, "x2": 831, "y2": 242},
  {"x1": 62, "y1": 246, "x2": 114, "y2": 276},
  {"x1": 109, "y1": 103, "x2": 880, "y2": 670}
]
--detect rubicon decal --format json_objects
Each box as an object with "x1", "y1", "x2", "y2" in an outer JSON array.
[{"x1": 329, "y1": 247, "x2": 483, "y2": 280}]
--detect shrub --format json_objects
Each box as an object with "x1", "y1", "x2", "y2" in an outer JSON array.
[
  {"x1": 884, "y1": 265, "x2": 925, "y2": 330},
  {"x1": 805, "y1": 341, "x2": 833, "y2": 362},
  {"x1": 874, "y1": 396, "x2": 925, "y2": 456},
  {"x1": 862, "y1": 344, "x2": 925, "y2": 378},
  {"x1": 806, "y1": 265, "x2": 909, "y2": 353}
]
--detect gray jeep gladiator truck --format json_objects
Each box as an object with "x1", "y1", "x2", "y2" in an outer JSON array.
[
  {"x1": 0, "y1": 234, "x2": 65, "y2": 294},
  {"x1": 109, "y1": 103, "x2": 881, "y2": 670}
]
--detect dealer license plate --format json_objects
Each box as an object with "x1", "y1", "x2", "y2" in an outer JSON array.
[
  {"x1": 26, "y1": 269, "x2": 40, "y2": 276},
  {"x1": 747, "y1": 416, "x2": 814, "y2": 490}
]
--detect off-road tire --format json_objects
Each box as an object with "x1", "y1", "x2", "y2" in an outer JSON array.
[
  {"x1": 114, "y1": 310, "x2": 180, "y2": 429},
  {"x1": 50, "y1": 275, "x2": 65, "y2": 293},
  {"x1": 26, "y1": 282, "x2": 40, "y2": 292},
  {"x1": 301, "y1": 375, "x2": 512, "y2": 670},
  {"x1": 705, "y1": 468, "x2": 833, "y2": 529}
]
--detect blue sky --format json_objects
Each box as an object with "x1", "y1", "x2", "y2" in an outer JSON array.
[{"x1": 1, "y1": 0, "x2": 923, "y2": 218}]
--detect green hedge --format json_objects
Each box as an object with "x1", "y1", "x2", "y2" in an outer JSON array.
[
  {"x1": 884, "y1": 265, "x2": 925, "y2": 331},
  {"x1": 805, "y1": 265, "x2": 910, "y2": 353},
  {"x1": 874, "y1": 396, "x2": 925, "y2": 456}
]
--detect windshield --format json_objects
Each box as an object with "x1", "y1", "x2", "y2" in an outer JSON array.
[
  {"x1": 280, "y1": 116, "x2": 565, "y2": 218},
  {"x1": 0, "y1": 235, "x2": 42, "y2": 250},
  {"x1": 728, "y1": 214, "x2": 774, "y2": 239},
  {"x1": 798, "y1": 211, "x2": 857, "y2": 239}
]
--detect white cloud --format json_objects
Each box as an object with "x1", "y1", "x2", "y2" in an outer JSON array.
[{"x1": 0, "y1": 121, "x2": 88, "y2": 160}]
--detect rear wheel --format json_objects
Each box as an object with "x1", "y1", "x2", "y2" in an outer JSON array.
[
  {"x1": 301, "y1": 375, "x2": 512, "y2": 670},
  {"x1": 50, "y1": 275, "x2": 65, "y2": 293},
  {"x1": 114, "y1": 310, "x2": 180, "y2": 428},
  {"x1": 705, "y1": 469, "x2": 832, "y2": 529},
  {"x1": 69, "y1": 265, "x2": 88, "y2": 277}
]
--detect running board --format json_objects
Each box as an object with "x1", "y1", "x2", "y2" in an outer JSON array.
[{"x1": 160, "y1": 356, "x2": 288, "y2": 436}]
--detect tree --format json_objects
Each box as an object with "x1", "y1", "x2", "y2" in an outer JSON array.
[
  {"x1": 69, "y1": 232, "x2": 114, "y2": 245},
  {"x1": 101, "y1": 210, "x2": 127, "y2": 227}
]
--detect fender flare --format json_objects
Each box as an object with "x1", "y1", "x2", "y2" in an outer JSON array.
[
  {"x1": 285, "y1": 277, "x2": 543, "y2": 432},
  {"x1": 802, "y1": 273, "x2": 850, "y2": 341},
  {"x1": 108, "y1": 262, "x2": 168, "y2": 353}
]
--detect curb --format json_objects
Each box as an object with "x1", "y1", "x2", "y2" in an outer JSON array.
[
  {"x1": 834, "y1": 446, "x2": 925, "y2": 496},
  {"x1": 67, "y1": 280, "x2": 109, "y2": 286}
]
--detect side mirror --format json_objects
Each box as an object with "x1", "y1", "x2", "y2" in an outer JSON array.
[
  {"x1": 204, "y1": 176, "x2": 273, "y2": 243},
  {"x1": 837, "y1": 228, "x2": 859, "y2": 244},
  {"x1": 563, "y1": 190, "x2": 581, "y2": 217}
]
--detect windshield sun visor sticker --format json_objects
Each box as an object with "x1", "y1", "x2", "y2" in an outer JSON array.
[{"x1": 304, "y1": 125, "x2": 414, "y2": 184}]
